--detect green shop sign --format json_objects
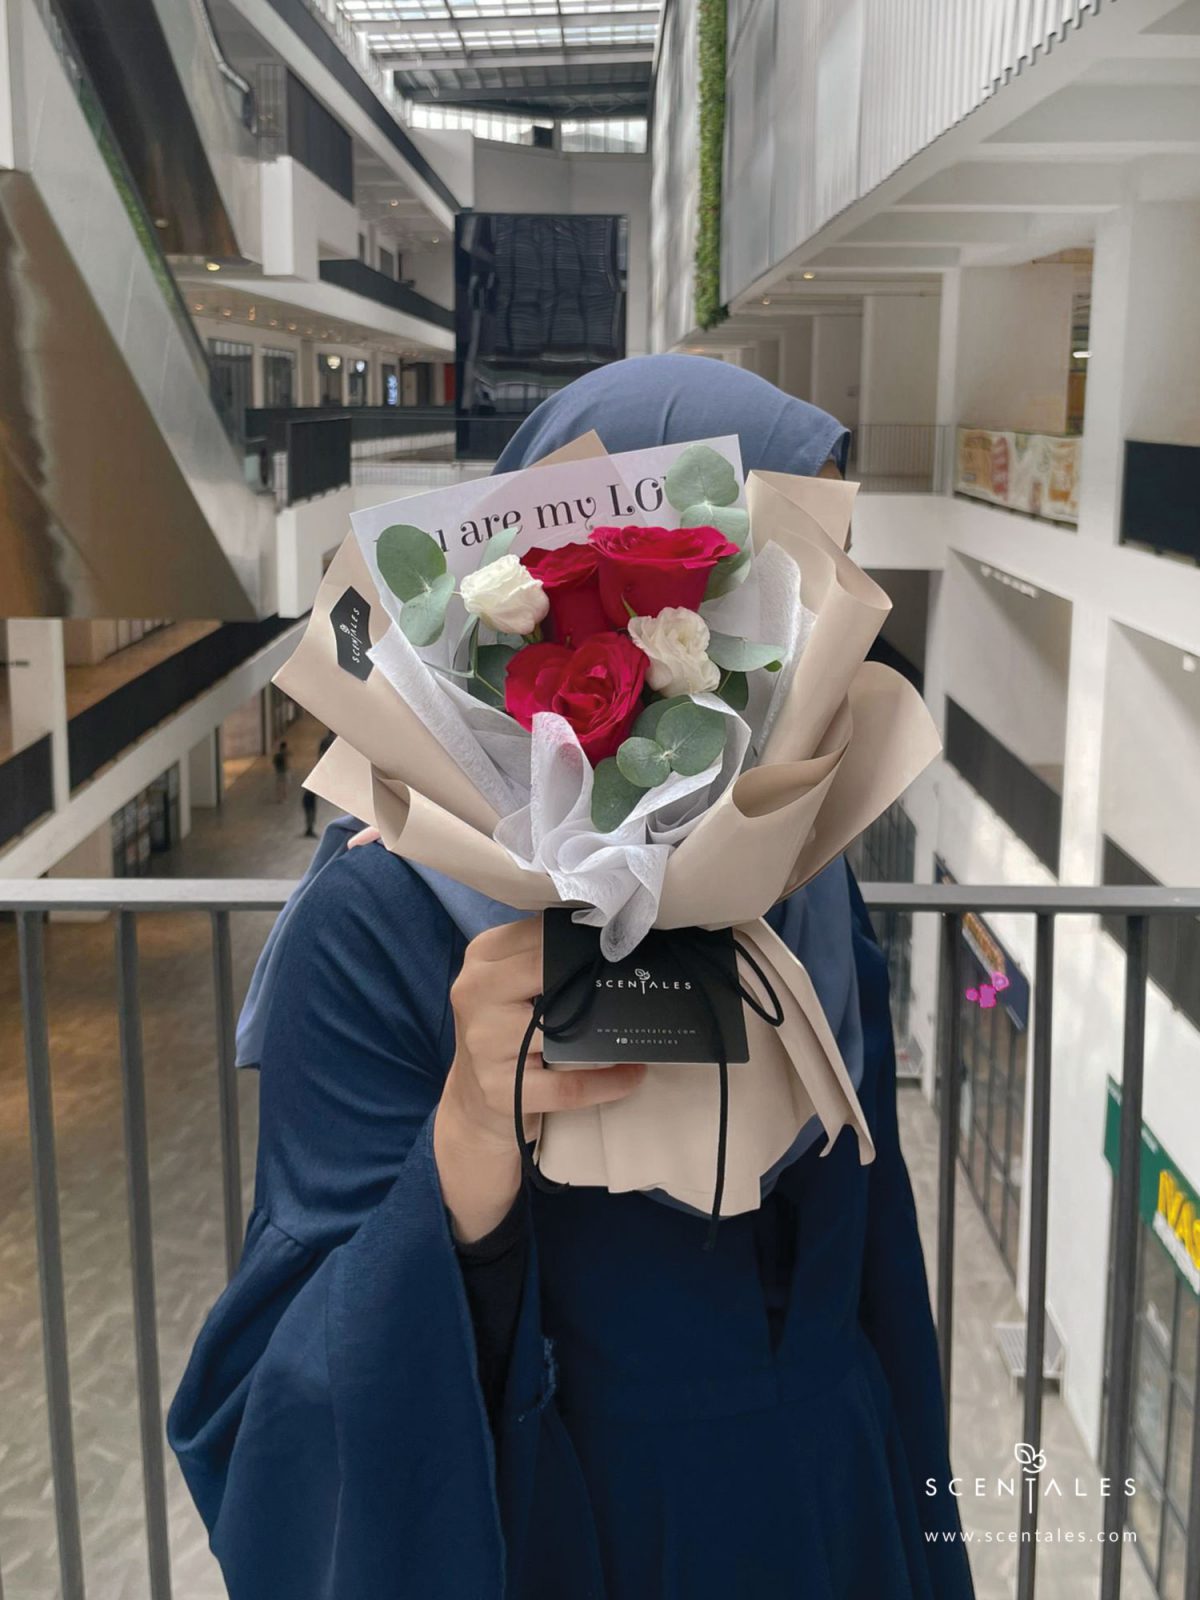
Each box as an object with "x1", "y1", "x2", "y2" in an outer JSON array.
[{"x1": 1104, "y1": 1078, "x2": 1200, "y2": 1297}]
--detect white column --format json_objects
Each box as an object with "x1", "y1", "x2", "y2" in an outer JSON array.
[
  {"x1": 7, "y1": 618, "x2": 68, "y2": 807},
  {"x1": 188, "y1": 730, "x2": 221, "y2": 808},
  {"x1": 777, "y1": 318, "x2": 813, "y2": 400},
  {"x1": 810, "y1": 314, "x2": 862, "y2": 426}
]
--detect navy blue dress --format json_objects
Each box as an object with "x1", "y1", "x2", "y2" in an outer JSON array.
[{"x1": 169, "y1": 843, "x2": 974, "y2": 1599}]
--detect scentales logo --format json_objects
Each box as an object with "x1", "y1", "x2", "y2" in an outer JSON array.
[
  {"x1": 926, "y1": 1443, "x2": 1136, "y2": 1513},
  {"x1": 597, "y1": 966, "x2": 693, "y2": 996}
]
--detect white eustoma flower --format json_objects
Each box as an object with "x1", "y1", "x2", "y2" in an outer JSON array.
[
  {"x1": 461, "y1": 553, "x2": 549, "y2": 636},
  {"x1": 628, "y1": 606, "x2": 721, "y2": 696}
]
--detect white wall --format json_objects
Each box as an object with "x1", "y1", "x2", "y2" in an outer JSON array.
[
  {"x1": 953, "y1": 265, "x2": 1074, "y2": 435},
  {"x1": 778, "y1": 317, "x2": 814, "y2": 399},
  {"x1": 403, "y1": 241, "x2": 453, "y2": 310},
  {"x1": 942, "y1": 553, "x2": 1072, "y2": 775},
  {"x1": 1101, "y1": 625, "x2": 1200, "y2": 885},
  {"x1": 260, "y1": 157, "x2": 359, "y2": 282},
  {"x1": 859, "y1": 293, "x2": 940, "y2": 424},
  {"x1": 810, "y1": 314, "x2": 862, "y2": 427},
  {"x1": 472, "y1": 143, "x2": 651, "y2": 355},
  {"x1": 648, "y1": 0, "x2": 698, "y2": 351},
  {"x1": 275, "y1": 486, "x2": 353, "y2": 617}
]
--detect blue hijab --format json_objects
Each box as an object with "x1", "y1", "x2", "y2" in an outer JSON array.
[{"x1": 239, "y1": 354, "x2": 862, "y2": 1187}]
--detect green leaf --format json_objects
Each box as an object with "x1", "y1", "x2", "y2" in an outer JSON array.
[
  {"x1": 454, "y1": 611, "x2": 480, "y2": 668},
  {"x1": 616, "y1": 737, "x2": 672, "y2": 789},
  {"x1": 679, "y1": 502, "x2": 750, "y2": 547},
  {"x1": 716, "y1": 670, "x2": 749, "y2": 711},
  {"x1": 631, "y1": 695, "x2": 691, "y2": 741},
  {"x1": 664, "y1": 444, "x2": 739, "y2": 514},
  {"x1": 655, "y1": 701, "x2": 728, "y2": 777},
  {"x1": 591, "y1": 758, "x2": 643, "y2": 831},
  {"x1": 703, "y1": 548, "x2": 752, "y2": 600},
  {"x1": 705, "y1": 631, "x2": 783, "y2": 673},
  {"x1": 469, "y1": 643, "x2": 517, "y2": 709},
  {"x1": 398, "y1": 571, "x2": 454, "y2": 647},
  {"x1": 376, "y1": 523, "x2": 446, "y2": 602},
  {"x1": 479, "y1": 523, "x2": 521, "y2": 567}
]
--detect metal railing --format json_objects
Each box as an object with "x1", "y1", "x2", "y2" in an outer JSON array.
[{"x1": 3, "y1": 879, "x2": 1199, "y2": 1600}]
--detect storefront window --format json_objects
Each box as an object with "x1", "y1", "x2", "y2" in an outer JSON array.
[
  {"x1": 348, "y1": 358, "x2": 369, "y2": 406},
  {"x1": 208, "y1": 339, "x2": 252, "y2": 431},
  {"x1": 317, "y1": 353, "x2": 343, "y2": 406},
  {"x1": 262, "y1": 348, "x2": 296, "y2": 408}
]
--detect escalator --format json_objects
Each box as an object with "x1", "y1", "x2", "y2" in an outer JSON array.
[{"x1": 0, "y1": 0, "x2": 273, "y2": 616}]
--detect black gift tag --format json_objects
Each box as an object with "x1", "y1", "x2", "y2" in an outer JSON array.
[
  {"x1": 541, "y1": 910, "x2": 749, "y2": 1066},
  {"x1": 331, "y1": 586, "x2": 374, "y2": 681}
]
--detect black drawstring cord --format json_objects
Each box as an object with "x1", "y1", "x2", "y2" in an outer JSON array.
[{"x1": 514, "y1": 933, "x2": 785, "y2": 1246}]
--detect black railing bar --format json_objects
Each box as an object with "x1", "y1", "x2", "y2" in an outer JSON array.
[
  {"x1": 114, "y1": 914, "x2": 173, "y2": 1600},
  {"x1": 1016, "y1": 913, "x2": 1055, "y2": 1600},
  {"x1": 935, "y1": 912, "x2": 962, "y2": 1435},
  {"x1": 1100, "y1": 915, "x2": 1149, "y2": 1600},
  {"x1": 1186, "y1": 1330, "x2": 1200, "y2": 1599},
  {"x1": 3, "y1": 882, "x2": 1200, "y2": 914},
  {"x1": 16, "y1": 912, "x2": 86, "y2": 1600},
  {"x1": 211, "y1": 911, "x2": 244, "y2": 1281}
]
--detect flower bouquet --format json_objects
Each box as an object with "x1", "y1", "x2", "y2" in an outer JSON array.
[{"x1": 275, "y1": 430, "x2": 940, "y2": 1217}]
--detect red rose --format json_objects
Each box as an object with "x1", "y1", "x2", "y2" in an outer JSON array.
[
  {"x1": 521, "y1": 543, "x2": 610, "y2": 647},
  {"x1": 505, "y1": 632, "x2": 647, "y2": 764},
  {"x1": 588, "y1": 523, "x2": 741, "y2": 624}
]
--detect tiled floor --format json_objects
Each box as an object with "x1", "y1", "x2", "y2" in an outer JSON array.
[{"x1": 0, "y1": 723, "x2": 1155, "y2": 1599}]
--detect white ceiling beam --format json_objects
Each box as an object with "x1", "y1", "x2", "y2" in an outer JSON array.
[
  {"x1": 985, "y1": 85, "x2": 1200, "y2": 148},
  {"x1": 807, "y1": 245, "x2": 962, "y2": 271},
  {"x1": 842, "y1": 211, "x2": 1078, "y2": 247},
  {"x1": 892, "y1": 161, "x2": 1126, "y2": 212}
]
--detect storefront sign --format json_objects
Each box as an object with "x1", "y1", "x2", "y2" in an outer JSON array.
[
  {"x1": 955, "y1": 427, "x2": 1080, "y2": 524},
  {"x1": 934, "y1": 859, "x2": 1031, "y2": 1028},
  {"x1": 1104, "y1": 1078, "x2": 1200, "y2": 1296}
]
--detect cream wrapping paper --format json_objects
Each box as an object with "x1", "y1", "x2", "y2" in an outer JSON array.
[{"x1": 284, "y1": 452, "x2": 941, "y2": 1216}]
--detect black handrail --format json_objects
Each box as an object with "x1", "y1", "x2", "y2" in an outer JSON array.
[{"x1": 318, "y1": 257, "x2": 454, "y2": 331}]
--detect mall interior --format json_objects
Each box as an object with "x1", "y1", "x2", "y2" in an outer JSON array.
[{"x1": 0, "y1": 1, "x2": 1198, "y2": 1597}]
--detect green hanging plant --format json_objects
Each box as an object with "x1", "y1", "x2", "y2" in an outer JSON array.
[{"x1": 695, "y1": 0, "x2": 728, "y2": 333}]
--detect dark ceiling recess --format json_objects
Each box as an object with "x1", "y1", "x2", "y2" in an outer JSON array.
[{"x1": 392, "y1": 61, "x2": 652, "y2": 120}]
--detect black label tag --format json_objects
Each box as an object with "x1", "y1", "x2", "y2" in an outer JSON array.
[
  {"x1": 541, "y1": 910, "x2": 749, "y2": 1066},
  {"x1": 331, "y1": 586, "x2": 373, "y2": 681}
]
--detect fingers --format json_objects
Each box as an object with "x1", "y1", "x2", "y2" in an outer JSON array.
[
  {"x1": 454, "y1": 920, "x2": 543, "y2": 1009},
  {"x1": 519, "y1": 1061, "x2": 646, "y2": 1115},
  {"x1": 467, "y1": 916, "x2": 541, "y2": 961},
  {"x1": 348, "y1": 826, "x2": 380, "y2": 849}
]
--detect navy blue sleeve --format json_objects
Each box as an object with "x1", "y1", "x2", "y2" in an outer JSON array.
[
  {"x1": 168, "y1": 848, "x2": 549, "y2": 1600},
  {"x1": 849, "y1": 870, "x2": 976, "y2": 1598}
]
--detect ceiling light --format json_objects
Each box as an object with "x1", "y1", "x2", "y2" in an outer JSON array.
[
  {"x1": 192, "y1": 303, "x2": 204, "y2": 312},
  {"x1": 206, "y1": 261, "x2": 221, "y2": 272},
  {"x1": 287, "y1": 322, "x2": 297, "y2": 331},
  {"x1": 154, "y1": 218, "x2": 169, "y2": 230},
  {"x1": 802, "y1": 271, "x2": 816, "y2": 281},
  {"x1": 326, "y1": 355, "x2": 342, "y2": 370},
  {"x1": 390, "y1": 198, "x2": 399, "y2": 207},
  {"x1": 1073, "y1": 349, "x2": 1090, "y2": 359},
  {"x1": 269, "y1": 319, "x2": 278, "y2": 327},
  {"x1": 761, "y1": 296, "x2": 771, "y2": 306},
  {"x1": 222, "y1": 308, "x2": 232, "y2": 317},
  {"x1": 1183, "y1": 655, "x2": 1197, "y2": 674}
]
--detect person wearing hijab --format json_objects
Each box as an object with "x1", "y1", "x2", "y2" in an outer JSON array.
[{"x1": 170, "y1": 355, "x2": 975, "y2": 1599}]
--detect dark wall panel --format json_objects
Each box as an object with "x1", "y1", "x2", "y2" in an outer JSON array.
[{"x1": 455, "y1": 212, "x2": 627, "y2": 457}]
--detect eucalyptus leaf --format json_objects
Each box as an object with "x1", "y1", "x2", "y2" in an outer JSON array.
[
  {"x1": 716, "y1": 670, "x2": 749, "y2": 712},
  {"x1": 479, "y1": 522, "x2": 521, "y2": 567},
  {"x1": 679, "y1": 502, "x2": 750, "y2": 547},
  {"x1": 705, "y1": 631, "x2": 783, "y2": 673},
  {"x1": 631, "y1": 695, "x2": 691, "y2": 741},
  {"x1": 616, "y1": 737, "x2": 672, "y2": 789},
  {"x1": 399, "y1": 571, "x2": 454, "y2": 647},
  {"x1": 376, "y1": 523, "x2": 446, "y2": 602},
  {"x1": 469, "y1": 643, "x2": 517, "y2": 709},
  {"x1": 591, "y1": 758, "x2": 642, "y2": 832},
  {"x1": 454, "y1": 611, "x2": 480, "y2": 669},
  {"x1": 664, "y1": 444, "x2": 739, "y2": 514},
  {"x1": 703, "y1": 548, "x2": 752, "y2": 600},
  {"x1": 655, "y1": 701, "x2": 728, "y2": 777}
]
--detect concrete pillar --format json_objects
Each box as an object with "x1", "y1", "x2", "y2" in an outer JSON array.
[
  {"x1": 7, "y1": 618, "x2": 68, "y2": 807},
  {"x1": 810, "y1": 315, "x2": 862, "y2": 427},
  {"x1": 1078, "y1": 200, "x2": 1200, "y2": 546},
  {"x1": 858, "y1": 292, "x2": 940, "y2": 480},
  {"x1": 952, "y1": 264, "x2": 1074, "y2": 435},
  {"x1": 778, "y1": 318, "x2": 813, "y2": 400},
  {"x1": 176, "y1": 753, "x2": 192, "y2": 840},
  {"x1": 188, "y1": 730, "x2": 221, "y2": 808}
]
